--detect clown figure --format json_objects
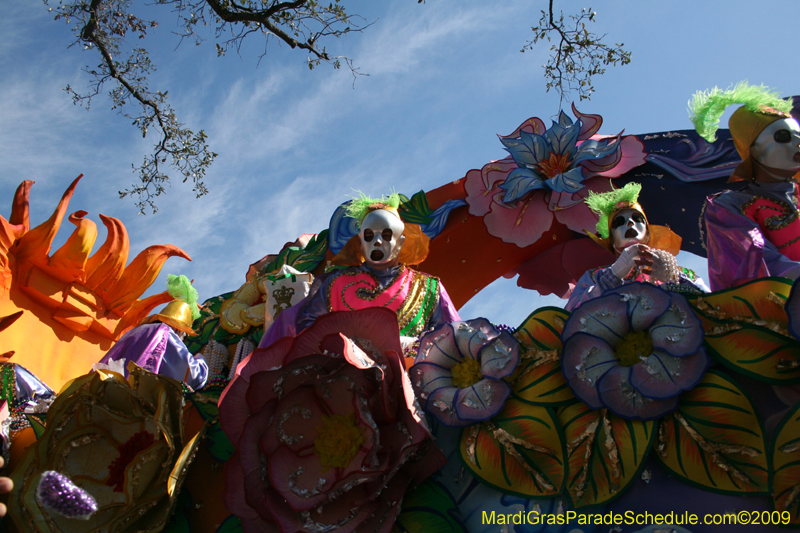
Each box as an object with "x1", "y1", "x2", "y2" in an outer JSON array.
[
  {"x1": 566, "y1": 183, "x2": 709, "y2": 311},
  {"x1": 259, "y1": 193, "x2": 460, "y2": 348},
  {"x1": 692, "y1": 82, "x2": 800, "y2": 290},
  {"x1": 96, "y1": 274, "x2": 209, "y2": 390}
]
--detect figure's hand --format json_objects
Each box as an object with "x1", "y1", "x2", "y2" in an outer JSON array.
[
  {"x1": 611, "y1": 244, "x2": 653, "y2": 279},
  {"x1": 0, "y1": 455, "x2": 13, "y2": 517}
]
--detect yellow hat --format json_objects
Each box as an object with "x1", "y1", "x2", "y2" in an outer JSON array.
[
  {"x1": 141, "y1": 300, "x2": 196, "y2": 335},
  {"x1": 728, "y1": 106, "x2": 789, "y2": 181}
]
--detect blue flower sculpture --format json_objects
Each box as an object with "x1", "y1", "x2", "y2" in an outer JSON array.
[
  {"x1": 561, "y1": 283, "x2": 709, "y2": 420},
  {"x1": 499, "y1": 110, "x2": 622, "y2": 201}
]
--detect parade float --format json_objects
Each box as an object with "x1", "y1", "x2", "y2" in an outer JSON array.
[{"x1": 1, "y1": 88, "x2": 800, "y2": 533}]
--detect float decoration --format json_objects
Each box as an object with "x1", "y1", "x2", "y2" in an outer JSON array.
[
  {"x1": 656, "y1": 369, "x2": 770, "y2": 495},
  {"x1": 511, "y1": 306, "x2": 573, "y2": 405},
  {"x1": 219, "y1": 307, "x2": 445, "y2": 533},
  {"x1": 409, "y1": 318, "x2": 520, "y2": 427},
  {"x1": 393, "y1": 479, "x2": 466, "y2": 533},
  {"x1": 561, "y1": 283, "x2": 709, "y2": 421},
  {"x1": 0, "y1": 177, "x2": 191, "y2": 390},
  {"x1": 8, "y1": 364, "x2": 204, "y2": 533},
  {"x1": 558, "y1": 400, "x2": 655, "y2": 508},
  {"x1": 690, "y1": 277, "x2": 800, "y2": 384},
  {"x1": 771, "y1": 401, "x2": 800, "y2": 523},
  {"x1": 464, "y1": 105, "x2": 647, "y2": 249}
]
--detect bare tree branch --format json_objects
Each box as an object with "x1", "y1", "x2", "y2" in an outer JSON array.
[
  {"x1": 522, "y1": 0, "x2": 631, "y2": 105},
  {"x1": 45, "y1": 0, "x2": 369, "y2": 213}
]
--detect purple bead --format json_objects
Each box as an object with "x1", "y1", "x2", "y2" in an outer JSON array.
[{"x1": 36, "y1": 470, "x2": 98, "y2": 520}]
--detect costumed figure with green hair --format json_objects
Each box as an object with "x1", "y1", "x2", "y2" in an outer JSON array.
[
  {"x1": 258, "y1": 193, "x2": 460, "y2": 348},
  {"x1": 96, "y1": 274, "x2": 209, "y2": 390},
  {"x1": 566, "y1": 183, "x2": 709, "y2": 311},
  {"x1": 691, "y1": 82, "x2": 800, "y2": 290}
]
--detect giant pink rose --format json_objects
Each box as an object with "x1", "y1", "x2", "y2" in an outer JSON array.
[{"x1": 219, "y1": 307, "x2": 445, "y2": 533}]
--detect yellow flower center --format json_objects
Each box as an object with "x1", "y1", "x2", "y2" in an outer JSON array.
[
  {"x1": 313, "y1": 411, "x2": 365, "y2": 471},
  {"x1": 451, "y1": 358, "x2": 482, "y2": 389},
  {"x1": 615, "y1": 330, "x2": 653, "y2": 367}
]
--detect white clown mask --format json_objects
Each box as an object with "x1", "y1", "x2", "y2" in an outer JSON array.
[
  {"x1": 611, "y1": 208, "x2": 647, "y2": 254},
  {"x1": 360, "y1": 209, "x2": 406, "y2": 268},
  {"x1": 751, "y1": 117, "x2": 800, "y2": 175}
]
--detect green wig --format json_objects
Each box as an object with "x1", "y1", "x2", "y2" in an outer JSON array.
[
  {"x1": 585, "y1": 182, "x2": 642, "y2": 239},
  {"x1": 344, "y1": 192, "x2": 402, "y2": 227},
  {"x1": 689, "y1": 81, "x2": 792, "y2": 142},
  {"x1": 166, "y1": 274, "x2": 200, "y2": 321}
]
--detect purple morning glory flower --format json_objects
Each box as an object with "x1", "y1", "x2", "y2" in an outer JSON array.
[
  {"x1": 409, "y1": 318, "x2": 520, "y2": 426},
  {"x1": 561, "y1": 282, "x2": 709, "y2": 421}
]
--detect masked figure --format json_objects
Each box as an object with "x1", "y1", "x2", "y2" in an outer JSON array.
[
  {"x1": 566, "y1": 183, "x2": 709, "y2": 311},
  {"x1": 692, "y1": 82, "x2": 800, "y2": 290},
  {"x1": 96, "y1": 274, "x2": 208, "y2": 390},
  {"x1": 259, "y1": 194, "x2": 460, "y2": 348}
]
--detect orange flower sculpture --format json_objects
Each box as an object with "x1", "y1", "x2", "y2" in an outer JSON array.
[{"x1": 0, "y1": 176, "x2": 190, "y2": 390}]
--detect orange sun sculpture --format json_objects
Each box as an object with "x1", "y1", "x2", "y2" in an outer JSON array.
[{"x1": 0, "y1": 175, "x2": 190, "y2": 390}]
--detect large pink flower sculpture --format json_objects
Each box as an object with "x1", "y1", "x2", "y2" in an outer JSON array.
[
  {"x1": 561, "y1": 282, "x2": 709, "y2": 420},
  {"x1": 465, "y1": 105, "x2": 646, "y2": 247},
  {"x1": 219, "y1": 307, "x2": 446, "y2": 533},
  {"x1": 408, "y1": 318, "x2": 520, "y2": 426}
]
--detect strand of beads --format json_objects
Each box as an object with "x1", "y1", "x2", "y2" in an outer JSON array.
[
  {"x1": 228, "y1": 339, "x2": 255, "y2": 381},
  {"x1": 203, "y1": 340, "x2": 229, "y2": 379},
  {"x1": 653, "y1": 249, "x2": 680, "y2": 284}
]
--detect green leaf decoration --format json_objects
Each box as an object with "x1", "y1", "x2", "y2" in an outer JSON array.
[
  {"x1": 25, "y1": 414, "x2": 46, "y2": 440},
  {"x1": 512, "y1": 307, "x2": 574, "y2": 405},
  {"x1": 689, "y1": 278, "x2": 800, "y2": 384},
  {"x1": 215, "y1": 515, "x2": 244, "y2": 533},
  {"x1": 394, "y1": 480, "x2": 466, "y2": 532},
  {"x1": 656, "y1": 369, "x2": 769, "y2": 495},
  {"x1": 259, "y1": 230, "x2": 330, "y2": 276},
  {"x1": 161, "y1": 488, "x2": 192, "y2": 533},
  {"x1": 459, "y1": 399, "x2": 565, "y2": 498},
  {"x1": 771, "y1": 402, "x2": 800, "y2": 525},
  {"x1": 398, "y1": 190, "x2": 434, "y2": 225},
  {"x1": 187, "y1": 390, "x2": 235, "y2": 462},
  {"x1": 558, "y1": 402, "x2": 654, "y2": 508}
]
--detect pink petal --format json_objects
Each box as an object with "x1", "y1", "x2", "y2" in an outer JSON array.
[
  {"x1": 224, "y1": 452, "x2": 261, "y2": 521},
  {"x1": 552, "y1": 177, "x2": 613, "y2": 235},
  {"x1": 260, "y1": 385, "x2": 325, "y2": 456},
  {"x1": 289, "y1": 308, "x2": 403, "y2": 364},
  {"x1": 592, "y1": 135, "x2": 647, "y2": 178},
  {"x1": 484, "y1": 190, "x2": 553, "y2": 247},
  {"x1": 464, "y1": 157, "x2": 519, "y2": 217}
]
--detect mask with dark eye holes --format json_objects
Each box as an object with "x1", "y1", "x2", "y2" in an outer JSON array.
[
  {"x1": 360, "y1": 209, "x2": 406, "y2": 268},
  {"x1": 611, "y1": 208, "x2": 648, "y2": 254},
  {"x1": 751, "y1": 117, "x2": 800, "y2": 176}
]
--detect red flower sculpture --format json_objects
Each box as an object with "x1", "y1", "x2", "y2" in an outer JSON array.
[{"x1": 219, "y1": 308, "x2": 446, "y2": 533}]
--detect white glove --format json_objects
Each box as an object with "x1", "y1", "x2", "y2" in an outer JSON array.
[{"x1": 610, "y1": 244, "x2": 644, "y2": 279}]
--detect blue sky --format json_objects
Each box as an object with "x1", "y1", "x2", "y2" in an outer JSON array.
[{"x1": 1, "y1": 1, "x2": 798, "y2": 328}]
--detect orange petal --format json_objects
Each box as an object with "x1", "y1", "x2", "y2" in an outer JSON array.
[
  {"x1": 104, "y1": 245, "x2": 191, "y2": 312},
  {"x1": 48, "y1": 211, "x2": 98, "y2": 283},
  {"x1": 85, "y1": 215, "x2": 130, "y2": 294},
  {"x1": 10, "y1": 180, "x2": 33, "y2": 231},
  {"x1": 112, "y1": 290, "x2": 173, "y2": 340},
  {"x1": 12, "y1": 175, "x2": 82, "y2": 273}
]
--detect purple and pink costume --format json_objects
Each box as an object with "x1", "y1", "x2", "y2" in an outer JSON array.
[{"x1": 704, "y1": 180, "x2": 800, "y2": 291}]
